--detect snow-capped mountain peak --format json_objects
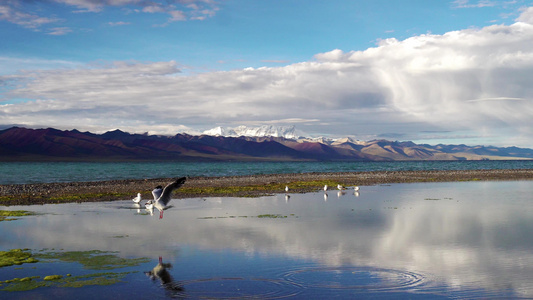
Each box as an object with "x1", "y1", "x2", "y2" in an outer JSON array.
[
  {"x1": 203, "y1": 125, "x2": 302, "y2": 139},
  {"x1": 203, "y1": 126, "x2": 237, "y2": 137}
]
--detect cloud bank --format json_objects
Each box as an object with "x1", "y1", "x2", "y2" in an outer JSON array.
[{"x1": 3, "y1": 8, "x2": 533, "y2": 146}]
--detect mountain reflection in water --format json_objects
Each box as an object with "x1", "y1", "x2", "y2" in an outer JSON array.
[{"x1": 1, "y1": 181, "x2": 533, "y2": 298}]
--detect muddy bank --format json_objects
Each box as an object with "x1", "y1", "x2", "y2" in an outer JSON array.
[{"x1": 1, "y1": 169, "x2": 533, "y2": 206}]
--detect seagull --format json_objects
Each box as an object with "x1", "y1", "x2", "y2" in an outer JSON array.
[
  {"x1": 285, "y1": 186, "x2": 289, "y2": 193},
  {"x1": 145, "y1": 200, "x2": 154, "y2": 210},
  {"x1": 132, "y1": 193, "x2": 142, "y2": 204},
  {"x1": 353, "y1": 186, "x2": 360, "y2": 191},
  {"x1": 151, "y1": 177, "x2": 187, "y2": 219},
  {"x1": 323, "y1": 185, "x2": 328, "y2": 192},
  {"x1": 337, "y1": 184, "x2": 345, "y2": 190}
]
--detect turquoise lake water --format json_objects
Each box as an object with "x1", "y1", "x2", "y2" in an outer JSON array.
[{"x1": 1, "y1": 160, "x2": 533, "y2": 184}]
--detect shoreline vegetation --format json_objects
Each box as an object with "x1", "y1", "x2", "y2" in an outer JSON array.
[{"x1": 1, "y1": 169, "x2": 533, "y2": 206}]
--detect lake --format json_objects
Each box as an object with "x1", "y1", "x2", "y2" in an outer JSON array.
[
  {"x1": 2, "y1": 160, "x2": 533, "y2": 184},
  {"x1": 1, "y1": 180, "x2": 533, "y2": 299}
]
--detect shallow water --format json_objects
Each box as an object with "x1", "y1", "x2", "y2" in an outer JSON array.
[{"x1": 1, "y1": 181, "x2": 533, "y2": 299}]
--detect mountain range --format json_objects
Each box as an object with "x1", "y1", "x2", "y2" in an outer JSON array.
[{"x1": 0, "y1": 126, "x2": 532, "y2": 161}]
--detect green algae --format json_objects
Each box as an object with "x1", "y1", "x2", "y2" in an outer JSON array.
[
  {"x1": 257, "y1": 214, "x2": 288, "y2": 218},
  {"x1": 0, "y1": 210, "x2": 36, "y2": 222},
  {"x1": 0, "y1": 249, "x2": 148, "y2": 292},
  {"x1": 0, "y1": 249, "x2": 39, "y2": 268},
  {"x1": 1, "y1": 272, "x2": 132, "y2": 291},
  {"x1": 48, "y1": 192, "x2": 127, "y2": 202},
  {"x1": 43, "y1": 275, "x2": 63, "y2": 281},
  {"x1": 35, "y1": 250, "x2": 151, "y2": 270},
  {"x1": 0, "y1": 210, "x2": 35, "y2": 217},
  {"x1": 180, "y1": 179, "x2": 344, "y2": 197},
  {"x1": 59, "y1": 272, "x2": 131, "y2": 288},
  {"x1": 0, "y1": 276, "x2": 45, "y2": 292}
]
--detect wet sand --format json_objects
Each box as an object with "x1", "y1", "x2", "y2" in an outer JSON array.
[{"x1": 1, "y1": 169, "x2": 533, "y2": 206}]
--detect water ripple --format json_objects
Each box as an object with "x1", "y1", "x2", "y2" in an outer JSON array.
[{"x1": 281, "y1": 266, "x2": 427, "y2": 291}]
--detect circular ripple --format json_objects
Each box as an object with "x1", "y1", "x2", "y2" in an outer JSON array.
[
  {"x1": 172, "y1": 277, "x2": 303, "y2": 299},
  {"x1": 282, "y1": 266, "x2": 426, "y2": 291}
]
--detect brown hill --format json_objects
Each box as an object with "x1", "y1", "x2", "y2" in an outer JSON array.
[{"x1": 0, "y1": 127, "x2": 532, "y2": 161}]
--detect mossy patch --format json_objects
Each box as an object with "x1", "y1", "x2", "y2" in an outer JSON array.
[
  {"x1": 0, "y1": 249, "x2": 148, "y2": 292},
  {"x1": 43, "y1": 275, "x2": 63, "y2": 281},
  {"x1": 0, "y1": 249, "x2": 39, "y2": 267},
  {"x1": 257, "y1": 214, "x2": 288, "y2": 218},
  {"x1": 0, "y1": 276, "x2": 45, "y2": 292},
  {"x1": 0, "y1": 272, "x2": 132, "y2": 291},
  {"x1": 59, "y1": 272, "x2": 132, "y2": 288},
  {"x1": 0, "y1": 210, "x2": 36, "y2": 217},
  {"x1": 48, "y1": 192, "x2": 127, "y2": 203},
  {"x1": 0, "y1": 210, "x2": 36, "y2": 222},
  {"x1": 35, "y1": 250, "x2": 151, "y2": 270},
  {"x1": 179, "y1": 179, "x2": 345, "y2": 198}
]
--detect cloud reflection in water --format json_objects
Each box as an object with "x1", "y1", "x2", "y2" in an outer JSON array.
[{"x1": 2, "y1": 181, "x2": 533, "y2": 297}]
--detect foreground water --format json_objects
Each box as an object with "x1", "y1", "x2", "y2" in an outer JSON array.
[
  {"x1": 2, "y1": 160, "x2": 533, "y2": 184},
  {"x1": 1, "y1": 181, "x2": 533, "y2": 299}
]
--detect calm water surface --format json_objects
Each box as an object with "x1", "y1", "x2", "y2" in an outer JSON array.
[{"x1": 1, "y1": 181, "x2": 533, "y2": 299}]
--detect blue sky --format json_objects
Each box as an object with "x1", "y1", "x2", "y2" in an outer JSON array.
[
  {"x1": 0, "y1": 0, "x2": 521, "y2": 71},
  {"x1": 2, "y1": 0, "x2": 533, "y2": 147}
]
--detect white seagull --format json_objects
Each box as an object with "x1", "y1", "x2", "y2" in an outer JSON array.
[
  {"x1": 323, "y1": 185, "x2": 328, "y2": 192},
  {"x1": 150, "y1": 177, "x2": 187, "y2": 219},
  {"x1": 132, "y1": 192, "x2": 142, "y2": 204},
  {"x1": 337, "y1": 184, "x2": 345, "y2": 190},
  {"x1": 285, "y1": 186, "x2": 289, "y2": 193}
]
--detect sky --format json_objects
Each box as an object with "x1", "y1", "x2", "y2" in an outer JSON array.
[{"x1": 2, "y1": 0, "x2": 533, "y2": 147}]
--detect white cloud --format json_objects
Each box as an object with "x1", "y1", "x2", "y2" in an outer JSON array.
[
  {"x1": 4, "y1": 7, "x2": 533, "y2": 146},
  {"x1": 108, "y1": 21, "x2": 131, "y2": 26},
  {"x1": 47, "y1": 27, "x2": 73, "y2": 35},
  {"x1": 516, "y1": 7, "x2": 533, "y2": 24},
  {"x1": 168, "y1": 10, "x2": 187, "y2": 22},
  {"x1": 0, "y1": 0, "x2": 220, "y2": 30},
  {"x1": 452, "y1": 0, "x2": 497, "y2": 8},
  {"x1": 0, "y1": 2, "x2": 59, "y2": 29}
]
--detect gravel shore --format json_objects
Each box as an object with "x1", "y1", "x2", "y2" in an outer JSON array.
[{"x1": 2, "y1": 169, "x2": 533, "y2": 206}]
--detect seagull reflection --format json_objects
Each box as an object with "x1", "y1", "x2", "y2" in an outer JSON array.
[
  {"x1": 149, "y1": 177, "x2": 187, "y2": 219},
  {"x1": 337, "y1": 190, "x2": 346, "y2": 198},
  {"x1": 285, "y1": 194, "x2": 290, "y2": 202},
  {"x1": 145, "y1": 256, "x2": 184, "y2": 293},
  {"x1": 323, "y1": 192, "x2": 328, "y2": 201},
  {"x1": 133, "y1": 203, "x2": 141, "y2": 213}
]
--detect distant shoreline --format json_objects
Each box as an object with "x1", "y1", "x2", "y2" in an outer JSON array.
[{"x1": 1, "y1": 169, "x2": 533, "y2": 206}]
